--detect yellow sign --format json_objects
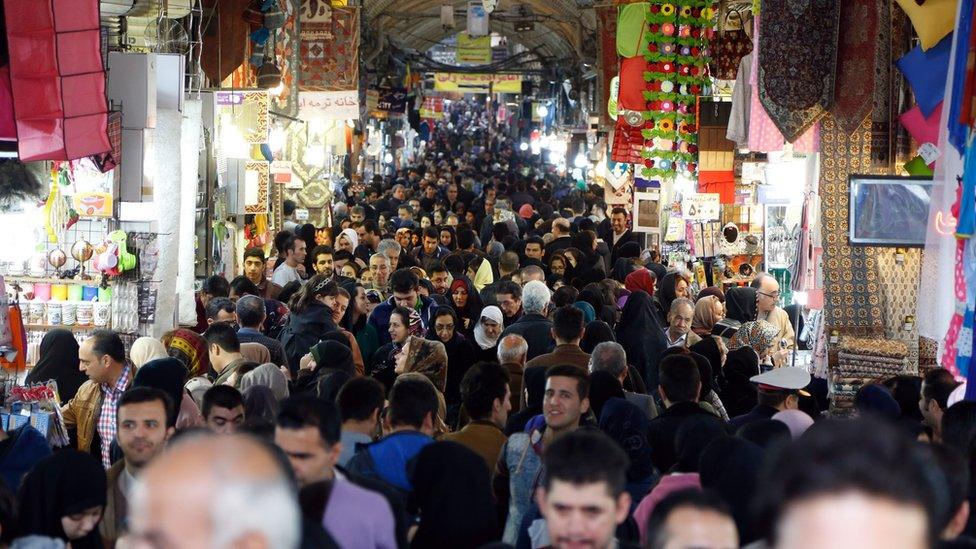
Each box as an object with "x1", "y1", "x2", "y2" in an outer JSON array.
[
  {"x1": 433, "y1": 73, "x2": 522, "y2": 93},
  {"x1": 456, "y1": 33, "x2": 491, "y2": 64}
]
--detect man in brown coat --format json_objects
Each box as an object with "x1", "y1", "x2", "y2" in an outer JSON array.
[
  {"x1": 441, "y1": 362, "x2": 510, "y2": 474},
  {"x1": 524, "y1": 306, "x2": 591, "y2": 372}
]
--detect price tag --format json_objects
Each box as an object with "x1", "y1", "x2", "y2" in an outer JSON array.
[
  {"x1": 295, "y1": 208, "x2": 309, "y2": 221},
  {"x1": 918, "y1": 142, "x2": 941, "y2": 165}
]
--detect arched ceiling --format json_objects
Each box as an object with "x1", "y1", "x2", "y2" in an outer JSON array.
[{"x1": 365, "y1": 0, "x2": 595, "y2": 64}]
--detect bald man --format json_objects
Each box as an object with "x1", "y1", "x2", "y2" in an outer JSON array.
[
  {"x1": 752, "y1": 273, "x2": 795, "y2": 362},
  {"x1": 128, "y1": 435, "x2": 305, "y2": 549},
  {"x1": 545, "y1": 218, "x2": 573, "y2": 259}
]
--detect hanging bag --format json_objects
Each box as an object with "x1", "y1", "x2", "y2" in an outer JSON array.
[{"x1": 710, "y1": 7, "x2": 753, "y2": 80}]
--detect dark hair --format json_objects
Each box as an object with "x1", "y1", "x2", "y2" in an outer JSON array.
[
  {"x1": 551, "y1": 286, "x2": 579, "y2": 308},
  {"x1": 283, "y1": 235, "x2": 303, "y2": 256},
  {"x1": 278, "y1": 280, "x2": 302, "y2": 305},
  {"x1": 203, "y1": 322, "x2": 240, "y2": 353},
  {"x1": 288, "y1": 274, "x2": 339, "y2": 313},
  {"x1": 362, "y1": 219, "x2": 380, "y2": 236},
  {"x1": 390, "y1": 306, "x2": 414, "y2": 332},
  {"x1": 118, "y1": 387, "x2": 176, "y2": 429},
  {"x1": 542, "y1": 430, "x2": 629, "y2": 498},
  {"x1": 390, "y1": 269, "x2": 420, "y2": 293},
  {"x1": 495, "y1": 280, "x2": 522, "y2": 300},
  {"x1": 757, "y1": 390, "x2": 789, "y2": 408},
  {"x1": 610, "y1": 207, "x2": 628, "y2": 218},
  {"x1": 499, "y1": 251, "x2": 520, "y2": 273},
  {"x1": 923, "y1": 368, "x2": 960, "y2": 410},
  {"x1": 572, "y1": 230, "x2": 596, "y2": 252},
  {"x1": 202, "y1": 385, "x2": 244, "y2": 418},
  {"x1": 243, "y1": 248, "x2": 267, "y2": 263},
  {"x1": 202, "y1": 275, "x2": 230, "y2": 297},
  {"x1": 491, "y1": 222, "x2": 509, "y2": 242},
  {"x1": 659, "y1": 354, "x2": 701, "y2": 403},
  {"x1": 276, "y1": 395, "x2": 342, "y2": 447},
  {"x1": 545, "y1": 364, "x2": 589, "y2": 400},
  {"x1": 931, "y1": 444, "x2": 970, "y2": 531},
  {"x1": 646, "y1": 490, "x2": 732, "y2": 549},
  {"x1": 283, "y1": 199, "x2": 296, "y2": 216},
  {"x1": 552, "y1": 305, "x2": 584, "y2": 342},
  {"x1": 756, "y1": 417, "x2": 949, "y2": 545},
  {"x1": 422, "y1": 226, "x2": 439, "y2": 240},
  {"x1": 205, "y1": 297, "x2": 236, "y2": 322},
  {"x1": 942, "y1": 401, "x2": 976, "y2": 459},
  {"x1": 457, "y1": 229, "x2": 476, "y2": 250},
  {"x1": 235, "y1": 295, "x2": 265, "y2": 328},
  {"x1": 229, "y1": 276, "x2": 260, "y2": 298},
  {"x1": 460, "y1": 362, "x2": 511, "y2": 421},
  {"x1": 428, "y1": 260, "x2": 448, "y2": 275},
  {"x1": 310, "y1": 245, "x2": 334, "y2": 262},
  {"x1": 337, "y1": 377, "x2": 386, "y2": 423},
  {"x1": 89, "y1": 330, "x2": 126, "y2": 363},
  {"x1": 525, "y1": 236, "x2": 544, "y2": 249},
  {"x1": 388, "y1": 376, "x2": 439, "y2": 429}
]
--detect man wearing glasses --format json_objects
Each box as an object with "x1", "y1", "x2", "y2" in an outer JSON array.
[{"x1": 752, "y1": 273, "x2": 795, "y2": 363}]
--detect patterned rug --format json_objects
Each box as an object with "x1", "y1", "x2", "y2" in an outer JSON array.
[
  {"x1": 758, "y1": 0, "x2": 841, "y2": 142},
  {"x1": 871, "y1": 3, "x2": 914, "y2": 170},
  {"x1": 819, "y1": 114, "x2": 884, "y2": 329},
  {"x1": 299, "y1": 3, "x2": 360, "y2": 91},
  {"x1": 832, "y1": 0, "x2": 880, "y2": 134}
]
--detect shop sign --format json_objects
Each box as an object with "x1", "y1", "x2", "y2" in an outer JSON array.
[
  {"x1": 373, "y1": 87, "x2": 408, "y2": 113},
  {"x1": 298, "y1": 91, "x2": 359, "y2": 121},
  {"x1": 433, "y1": 73, "x2": 522, "y2": 94},
  {"x1": 420, "y1": 97, "x2": 445, "y2": 120},
  {"x1": 681, "y1": 193, "x2": 720, "y2": 220},
  {"x1": 456, "y1": 32, "x2": 491, "y2": 64},
  {"x1": 271, "y1": 161, "x2": 299, "y2": 189},
  {"x1": 365, "y1": 89, "x2": 379, "y2": 111},
  {"x1": 73, "y1": 192, "x2": 113, "y2": 218}
]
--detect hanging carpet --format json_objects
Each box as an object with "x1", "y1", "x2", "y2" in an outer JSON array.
[{"x1": 831, "y1": 0, "x2": 880, "y2": 134}]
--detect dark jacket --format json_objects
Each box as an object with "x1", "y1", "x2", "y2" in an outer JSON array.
[
  {"x1": 730, "y1": 404, "x2": 780, "y2": 431},
  {"x1": 608, "y1": 230, "x2": 641, "y2": 264},
  {"x1": 499, "y1": 314, "x2": 555, "y2": 361},
  {"x1": 237, "y1": 327, "x2": 287, "y2": 367},
  {"x1": 368, "y1": 295, "x2": 438, "y2": 347},
  {"x1": 279, "y1": 302, "x2": 339, "y2": 376},
  {"x1": 0, "y1": 424, "x2": 51, "y2": 492},
  {"x1": 647, "y1": 401, "x2": 728, "y2": 473}
]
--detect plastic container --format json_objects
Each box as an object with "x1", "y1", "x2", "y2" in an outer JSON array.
[
  {"x1": 51, "y1": 285, "x2": 68, "y2": 301},
  {"x1": 33, "y1": 283, "x2": 51, "y2": 302}
]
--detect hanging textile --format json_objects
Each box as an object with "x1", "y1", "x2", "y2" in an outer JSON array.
[
  {"x1": 948, "y1": 0, "x2": 975, "y2": 154},
  {"x1": 831, "y1": 0, "x2": 880, "y2": 134},
  {"x1": 299, "y1": 4, "x2": 359, "y2": 91},
  {"x1": 709, "y1": 7, "x2": 752, "y2": 80},
  {"x1": 757, "y1": 0, "x2": 841, "y2": 142},
  {"x1": 596, "y1": 4, "x2": 620, "y2": 127}
]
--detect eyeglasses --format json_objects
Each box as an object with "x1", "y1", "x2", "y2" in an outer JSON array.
[{"x1": 758, "y1": 291, "x2": 781, "y2": 298}]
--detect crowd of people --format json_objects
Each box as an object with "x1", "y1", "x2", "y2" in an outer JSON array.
[{"x1": 1, "y1": 101, "x2": 973, "y2": 549}]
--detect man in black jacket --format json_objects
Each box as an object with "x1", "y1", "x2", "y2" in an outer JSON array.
[
  {"x1": 647, "y1": 354, "x2": 729, "y2": 473},
  {"x1": 499, "y1": 280, "x2": 554, "y2": 360}
]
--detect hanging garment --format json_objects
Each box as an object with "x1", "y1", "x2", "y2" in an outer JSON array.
[
  {"x1": 710, "y1": 9, "x2": 752, "y2": 80},
  {"x1": 726, "y1": 53, "x2": 752, "y2": 148}
]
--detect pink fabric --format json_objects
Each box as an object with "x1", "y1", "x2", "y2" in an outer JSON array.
[
  {"x1": 899, "y1": 102, "x2": 944, "y2": 146},
  {"x1": 633, "y1": 473, "x2": 702, "y2": 544},
  {"x1": 747, "y1": 15, "x2": 820, "y2": 153}
]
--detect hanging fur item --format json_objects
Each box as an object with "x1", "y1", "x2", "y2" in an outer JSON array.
[{"x1": 0, "y1": 159, "x2": 42, "y2": 211}]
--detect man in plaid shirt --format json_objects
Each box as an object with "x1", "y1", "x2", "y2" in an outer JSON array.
[{"x1": 62, "y1": 330, "x2": 133, "y2": 467}]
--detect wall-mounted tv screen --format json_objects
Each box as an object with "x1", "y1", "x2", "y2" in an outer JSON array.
[{"x1": 848, "y1": 175, "x2": 933, "y2": 247}]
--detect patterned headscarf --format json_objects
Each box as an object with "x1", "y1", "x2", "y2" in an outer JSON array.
[
  {"x1": 166, "y1": 329, "x2": 210, "y2": 379},
  {"x1": 405, "y1": 308, "x2": 424, "y2": 338},
  {"x1": 729, "y1": 320, "x2": 779, "y2": 356}
]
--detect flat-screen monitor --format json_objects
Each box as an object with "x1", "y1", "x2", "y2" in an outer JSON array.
[{"x1": 848, "y1": 175, "x2": 933, "y2": 247}]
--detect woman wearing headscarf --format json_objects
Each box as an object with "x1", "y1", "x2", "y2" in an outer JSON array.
[
  {"x1": 580, "y1": 320, "x2": 615, "y2": 354},
  {"x1": 655, "y1": 272, "x2": 691, "y2": 325},
  {"x1": 615, "y1": 291, "x2": 669, "y2": 393},
  {"x1": 279, "y1": 275, "x2": 341, "y2": 375},
  {"x1": 588, "y1": 371, "x2": 626, "y2": 421},
  {"x1": 572, "y1": 301, "x2": 596, "y2": 325},
  {"x1": 729, "y1": 320, "x2": 780, "y2": 370},
  {"x1": 295, "y1": 339, "x2": 355, "y2": 401},
  {"x1": 129, "y1": 336, "x2": 168, "y2": 369},
  {"x1": 25, "y1": 329, "x2": 87, "y2": 402},
  {"x1": 133, "y1": 357, "x2": 204, "y2": 430},
  {"x1": 335, "y1": 227, "x2": 359, "y2": 256},
  {"x1": 690, "y1": 352, "x2": 729, "y2": 421},
  {"x1": 298, "y1": 223, "x2": 319, "y2": 275},
  {"x1": 713, "y1": 286, "x2": 758, "y2": 341},
  {"x1": 372, "y1": 307, "x2": 447, "y2": 393},
  {"x1": 692, "y1": 295, "x2": 725, "y2": 339},
  {"x1": 470, "y1": 256, "x2": 494, "y2": 293},
  {"x1": 579, "y1": 285, "x2": 617, "y2": 325},
  {"x1": 449, "y1": 277, "x2": 483, "y2": 336},
  {"x1": 439, "y1": 226, "x2": 458, "y2": 251},
  {"x1": 698, "y1": 437, "x2": 766, "y2": 544},
  {"x1": 720, "y1": 347, "x2": 761, "y2": 418},
  {"x1": 599, "y1": 398, "x2": 654, "y2": 510},
  {"x1": 166, "y1": 328, "x2": 210, "y2": 379},
  {"x1": 624, "y1": 268, "x2": 657, "y2": 296},
  {"x1": 472, "y1": 305, "x2": 504, "y2": 363},
  {"x1": 18, "y1": 450, "x2": 107, "y2": 549},
  {"x1": 239, "y1": 362, "x2": 290, "y2": 401},
  {"x1": 410, "y1": 441, "x2": 498, "y2": 548},
  {"x1": 426, "y1": 307, "x2": 476, "y2": 425}
]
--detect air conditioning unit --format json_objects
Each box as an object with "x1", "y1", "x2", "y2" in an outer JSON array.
[{"x1": 124, "y1": 16, "x2": 158, "y2": 50}]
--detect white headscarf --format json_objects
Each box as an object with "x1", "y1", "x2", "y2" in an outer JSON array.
[
  {"x1": 473, "y1": 305, "x2": 504, "y2": 350},
  {"x1": 338, "y1": 228, "x2": 359, "y2": 252},
  {"x1": 239, "y1": 362, "x2": 290, "y2": 401},
  {"x1": 130, "y1": 337, "x2": 168, "y2": 369}
]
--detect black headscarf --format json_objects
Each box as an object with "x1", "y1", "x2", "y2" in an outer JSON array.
[
  {"x1": 720, "y1": 347, "x2": 760, "y2": 418},
  {"x1": 133, "y1": 358, "x2": 188, "y2": 426},
  {"x1": 699, "y1": 437, "x2": 766, "y2": 544},
  {"x1": 611, "y1": 257, "x2": 638, "y2": 283},
  {"x1": 425, "y1": 307, "x2": 476, "y2": 404},
  {"x1": 615, "y1": 291, "x2": 669, "y2": 392},
  {"x1": 674, "y1": 419, "x2": 729, "y2": 473},
  {"x1": 523, "y1": 365, "x2": 548, "y2": 409},
  {"x1": 410, "y1": 441, "x2": 498, "y2": 548},
  {"x1": 689, "y1": 352, "x2": 715, "y2": 396},
  {"x1": 579, "y1": 287, "x2": 616, "y2": 325},
  {"x1": 690, "y1": 338, "x2": 723, "y2": 376},
  {"x1": 580, "y1": 320, "x2": 616, "y2": 354},
  {"x1": 589, "y1": 371, "x2": 625, "y2": 420},
  {"x1": 736, "y1": 419, "x2": 791, "y2": 453},
  {"x1": 599, "y1": 397, "x2": 653, "y2": 482},
  {"x1": 655, "y1": 272, "x2": 686, "y2": 320},
  {"x1": 298, "y1": 340, "x2": 354, "y2": 401},
  {"x1": 18, "y1": 450, "x2": 107, "y2": 549},
  {"x1": 25, "y1": 329, "x2": 86, "y2": 402},
  {"x1": 725, "y1": 286, "x2": 758, "y2": 323}
]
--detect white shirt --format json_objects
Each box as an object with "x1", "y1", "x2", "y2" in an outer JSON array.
[
  {"x1": 665, "y1": 329, "x2": 687, "y2": 348},
  {"x1": 272, "y1": 263, "x2": 301, "y2": 286}
]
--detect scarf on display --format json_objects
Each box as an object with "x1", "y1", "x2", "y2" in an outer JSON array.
[
  {"x1": 473, "y1": 305, "x2": 504, "y2": 350},
  {"x1": 757, "y1": 0, "x2": 841, "y2": 142},
  {"x1": 830, "y1": 0, "x2": 881, "y2": 134}
]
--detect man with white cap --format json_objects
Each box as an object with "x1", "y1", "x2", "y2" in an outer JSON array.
[{"x1": 730, "y1": 367, "x2": 811, "y2": 430}]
